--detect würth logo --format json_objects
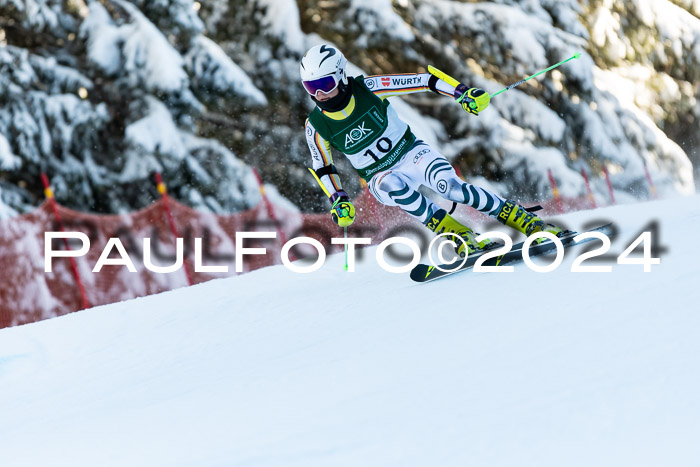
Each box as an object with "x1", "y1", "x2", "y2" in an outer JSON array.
[
  {"x1": 392, "y1": 77, "x2": 421, "y2": 86},
  {"x1": 381, "y1": 77, "x2": 390, "y2": 87}
]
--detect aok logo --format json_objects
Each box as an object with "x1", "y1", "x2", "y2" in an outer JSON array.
[{"x1": 345, "y1": 121, "x2": 373, "y2": 147}]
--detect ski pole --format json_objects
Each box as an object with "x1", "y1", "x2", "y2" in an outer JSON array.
[
  {"x1": 428, "y1": 52, "x2": 581, "y2": 102},
  {"x1": 491, "y1": 52, "x2": 581, "y2": 97},
  {"x1": 344, "y1": 227, "x2": 348, "y2": 271},
  {"x1": 308, "y1": 168, "x2": 349, "y2": 271}
]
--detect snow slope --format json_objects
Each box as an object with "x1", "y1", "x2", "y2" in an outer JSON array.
[{"x1": 1, "y1": 196, "x2": 700, "y2": 467}]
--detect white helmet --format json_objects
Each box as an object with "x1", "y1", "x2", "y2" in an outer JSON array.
[{"x1": 300, "y1": 44, "x2": 348, "y2": 96}]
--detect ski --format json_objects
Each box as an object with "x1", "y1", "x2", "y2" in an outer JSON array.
[{"x1": 410, "y1": 223, "x2": 613, "y2": 283}]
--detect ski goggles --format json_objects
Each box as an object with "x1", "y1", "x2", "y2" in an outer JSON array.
[{"x1": 302, "y1": 75, "x2": 339, "y2": 96}]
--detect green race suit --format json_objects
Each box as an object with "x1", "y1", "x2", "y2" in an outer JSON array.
[{"x1": 304, "y1": 73, "x2": 456, "y2": 194}]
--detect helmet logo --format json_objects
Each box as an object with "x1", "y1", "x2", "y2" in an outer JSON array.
[{"x1": 319, "y1": 45, "x2": 337, "y2": 66}]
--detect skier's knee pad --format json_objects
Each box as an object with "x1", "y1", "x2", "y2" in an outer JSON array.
[
  {"x1": 441, "y1": 177, "x2": 467, "y2": 203},
  {"x1": 376, "y1": 171, "x2": 406, "y2": 194},
  {"x1": 371, "y1": 171, "x2": 408, "y2": 206}
]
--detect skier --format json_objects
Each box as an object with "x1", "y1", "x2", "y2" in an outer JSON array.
[{"x1": 301, "y1": 44, "x2": 562, "y2": 256}]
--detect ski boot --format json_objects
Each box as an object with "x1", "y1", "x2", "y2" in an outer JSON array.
[
  {"x1": 426, "y1": 209, "x2": 494, "y2": 257},
  {"x1": 495, "y1": 200, "x2": 563, "y2": 242}
]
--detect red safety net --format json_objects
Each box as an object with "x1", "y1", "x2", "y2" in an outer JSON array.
[{"x1": 0, "y1": 190, "x2": 593, "y2": 328}]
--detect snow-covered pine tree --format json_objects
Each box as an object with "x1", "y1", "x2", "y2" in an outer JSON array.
[
  {"x1": 1, "y1": 0, "x2": 697, "y2": 219},
  {"x1": 0, "y1": 0, "x2": 270, "y2": 217}
]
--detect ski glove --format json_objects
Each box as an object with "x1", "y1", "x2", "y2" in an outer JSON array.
[
  {"x1": 330, "y1": 191, "x2": 355, "y2": 227},
  {"x1": 455, "y1": 84, "x2": 490, "y2": 116}
]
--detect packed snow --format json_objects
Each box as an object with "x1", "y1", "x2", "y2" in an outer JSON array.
[{"x1": 1, "y1": 195, "x2": 699, "y2": 466}]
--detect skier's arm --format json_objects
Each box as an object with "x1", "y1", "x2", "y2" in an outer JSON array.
[
  {"x1": 364, "y1": 73, "x2": 456, "y2": 99},
  {"x1": 305, "y1": 120, "x2": 355, "y2": 227},
  {"x1": 365, "y1": 73, "x2": 490, "y2": 115},
  {"x1": 305, "y1": 119, "x2": 344, "y2": 198}
]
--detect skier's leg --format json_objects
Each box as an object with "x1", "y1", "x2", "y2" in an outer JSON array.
[
  {"x1": 372, "y1": 145, "x2": 489, "y2": 255},
  {"x1": 415, "y1": 145, "x2": 505, "y2": 216},
  {"x1": 369, "y1": 170, "x2": 485, "y2": 256},
  {"x1": 411, "y1": 143, "x2": 563, "y2": 239},
  {"x1": 368, "y1": 170, "x2": 439, "y2": 225}
]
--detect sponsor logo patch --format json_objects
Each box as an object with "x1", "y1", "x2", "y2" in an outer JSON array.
[
  {"x1": 381, "y1": 77, "x2": 390, "y2": 87},
  {"x1": 426, "y1": 216, "x2": 440, "y2": 231},
  {"x1": 366, "y1": 79, "x2": 375, "y2": 89},
  {"x1": 310, "y1": 145, "x2": 320, "y2": 161},
  {"x1": 345, "y1": 121, "x2": 373, "y2": 147},
  {"x1": 319, "y1": 45, "x2": 336, "y2": 66},
  {"x1": 392, "y1": 76, "x2": 422, "y2": 87},
  {"x1": 498, "y1": 200, "x2": 515, "y2": 221},
  {"x1": 413, "y1": 149, "x2": 429, "y2": 164},
  {"x1": 437, "y1": 180, "x2": 448, "y2": 193}
]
